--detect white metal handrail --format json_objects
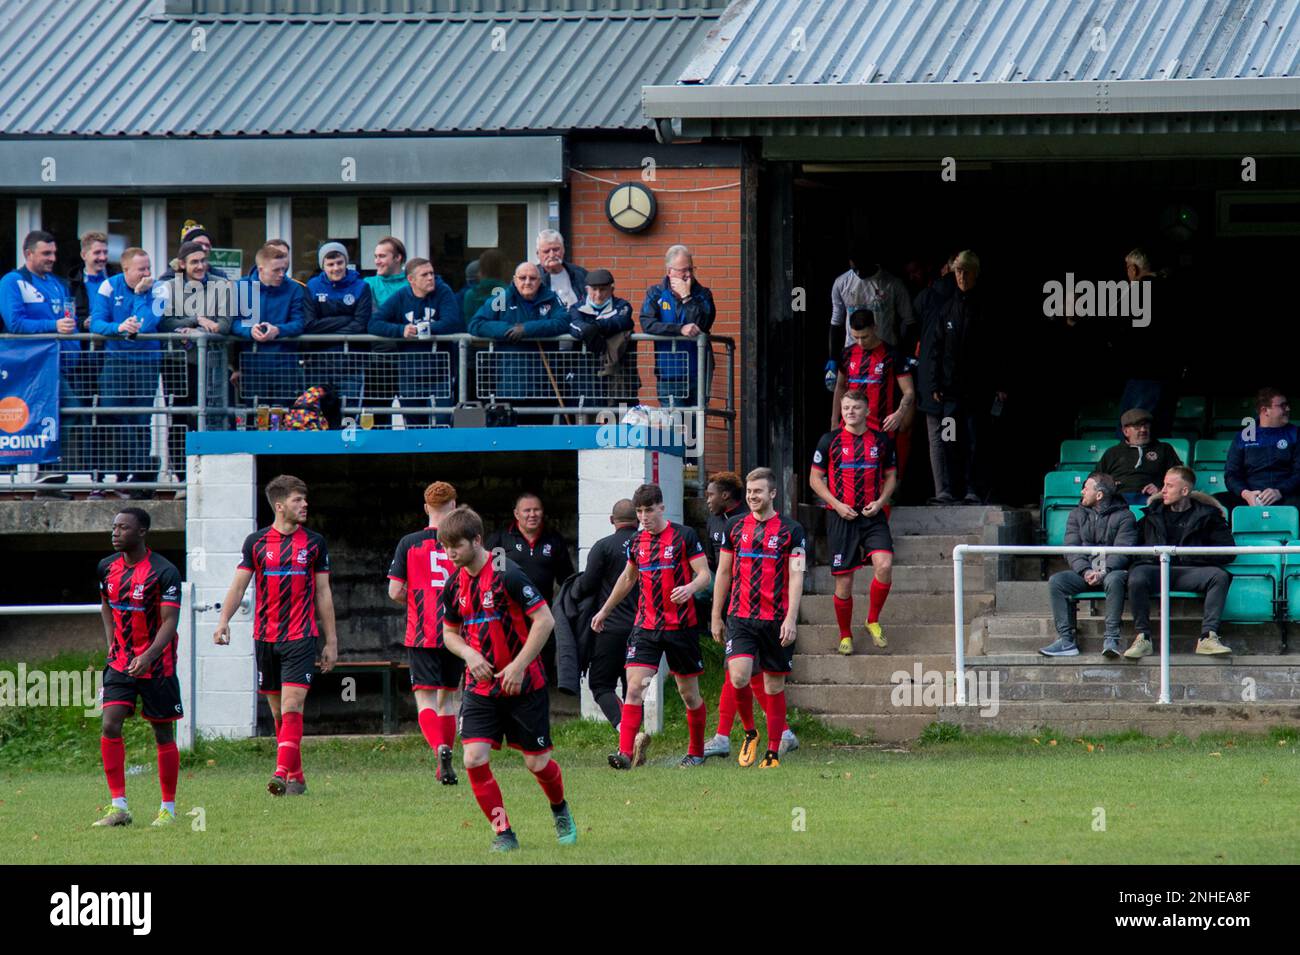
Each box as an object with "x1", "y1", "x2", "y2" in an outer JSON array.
[{"x1": 951, "y1": 544, "x2": 1300, "y2": 706}]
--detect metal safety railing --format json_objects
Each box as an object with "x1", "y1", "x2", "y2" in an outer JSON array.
[
  {"x1": 1, "y1": 331, "x2": 737, "y2": 490},
  {"x1": 951, "y1": 544, "x2": 1300, "y2": 708}
]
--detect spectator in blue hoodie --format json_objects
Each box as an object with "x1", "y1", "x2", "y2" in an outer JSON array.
[
  {"x1": 639, "y1": 244, "x2": 716, "y2": 409},
  {"x1": 1219, "y1": 387, "x2": 1300, "y2": 513},
  {"x1": 0, "y1": 230, "x2": 83, "y2": 490},
  {"x1": 90, "y1": 248, "x2": 162, "y2": 496},
  {"x1": 305, "y1": 241, "x2": 371, "y2": 409},
  {"x1": 470, "y1": 262, "x2": 569, "y2": 413},
  {"x1": 232, "y1": 244, "x2": 306, "y2": 404},
  {"x1": 368, "y1": 256, "x2": 463, "y2": 425}
]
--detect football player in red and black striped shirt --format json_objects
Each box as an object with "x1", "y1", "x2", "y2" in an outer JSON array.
[
  {"x1": 592, "y1": 482, "x2": 712, "y2": 769},
  {"x1": 436, "y1": 506, "x2": 574, "y2": 853},
  {"x1": 710, "y1": 468, "x2": 807, "y2": 769},
  {"x1": 214, "y1": 475, "x2": 338, "y2": 797},
  {"x1": 387, "y1": 480, "x2": 463, "y2": 785},
  {"x1": 810, "y1": 389, "x2": 898, "y2": 656},
  {"x1": 93, "y1": 507, "x2": 183, "y2": 828},
  {"x1": 831, "y1": 306, "x2": 916, "y2": 437}
]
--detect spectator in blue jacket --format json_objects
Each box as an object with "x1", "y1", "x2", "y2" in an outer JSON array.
[
  {"x1": 232, "y1": 244, "x2": 306, "y2": 405},
  {"x1": 90, "y1": 248, "x2": 162, "y2": 496},
  {"x1": 305, "y1": 242, "x2": 371, "y2": 408},
  {"x1": 470, "y1": 262, "x2": 569, "y2": 412},
  {"x1": 639, "y1": 244, "x2": 716, "y2": 409},
  {"x1": 1219, "y1": 387, "x2": 1300, "y2": 513},
  {"x1": 368, "y1": 257, "x2": 463, "y2": 425},
  {"x1": 0, "y1": 230, "x2": 82, "y2": 492}
]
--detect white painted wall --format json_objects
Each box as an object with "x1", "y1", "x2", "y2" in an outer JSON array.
[
  {"x1": 181, "y1": 453, "x2": 258, "y2": 743},
  {"x1": 576, "y1": 448, "x2": 684, "y2": 732}
]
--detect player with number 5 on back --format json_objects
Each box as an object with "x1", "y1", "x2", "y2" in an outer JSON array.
[
  {"x1": 387, "y1": 481, "x2": 463, "y2": 785},
  {"x1": 437, "y1": 506, "x2": 576, "y2": 853},
  {"x1": 213, "y1": 475, "x2": 337, "y2": 797}
]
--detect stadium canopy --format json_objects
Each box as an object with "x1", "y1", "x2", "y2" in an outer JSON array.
[
  {"x1": 0, "y1": 0, "x2": 727, "y2": 188},
  {"x1": 642, "y1": 0, "x2": 1300, "y2": 158}
]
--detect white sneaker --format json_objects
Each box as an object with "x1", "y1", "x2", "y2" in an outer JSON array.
[
  {"x1": 778, "y1": 729, "x2": 799, "y2": 756},
  {"x1": 702, "y1": 733, "x2": 730, "y2": 759}
]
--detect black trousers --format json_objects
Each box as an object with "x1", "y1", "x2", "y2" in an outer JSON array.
[{"x1": 588, "y1": 629, "x2": 630, "y2": 727}]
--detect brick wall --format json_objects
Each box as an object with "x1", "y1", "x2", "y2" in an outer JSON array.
[{"x1": 567, "y1": 166, "x2": 742, "y2": 479}]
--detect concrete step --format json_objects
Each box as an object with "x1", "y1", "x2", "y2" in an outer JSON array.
[
  {"x1": 787, "y1": 683, "x2": 940, "y2": 715},
  {"x1": 795, "y1": 623, "x2": 957, "y2": 654},
  {"x1": 937, "y1": 700, "x2": 1300, "y2": 738},
  {"x1": 891, "y1": 534, "x2": 983, "y2": 563},
  {"x1": 812, "y1": 712, "x2": 940, "y2": 742},
  {"x1": 887, "y1": 505, "x2": 1001, "y2": 535},
  {"x1": 799, "y1": 592, "x2": 993, "y2": 625},
  {"x1": 808, "y1": 562, "x2": 986, "y2": 595},
  {"x1": 791, "y1": 652, "x2": 955, "y2": 684}
]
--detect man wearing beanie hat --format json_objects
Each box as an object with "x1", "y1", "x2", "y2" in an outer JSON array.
[
  {"x1": 1098, "y1": 408, "x2": 1183, "y2": 504},
  {"x1": 305, "y1": 243, "x2": 371, "y2": 405}
]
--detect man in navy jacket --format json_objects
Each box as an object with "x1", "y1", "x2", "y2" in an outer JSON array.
[
  {"x1": 639, "y1": 244, "x2": 715, "y2": 409},
  {"x1": 305, "y1": 242, "x2": 371, "y2": 408},
  {"x1": 368, "y1": 257, "x2": 463, "y2": 424},
  {"x1": 470, "y1": 262, "x2": 569, "y2": 414},
  {"x1": 1219, "y1": 387, "x2": 1300, "y2": 513}
]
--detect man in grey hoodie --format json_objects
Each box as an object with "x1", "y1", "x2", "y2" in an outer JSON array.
[{"x1": 1041, "y1": 472, "x2": 1137, "y2": 658}]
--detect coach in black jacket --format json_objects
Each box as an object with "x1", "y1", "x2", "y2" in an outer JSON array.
[{"x1": 570, "y1": 500, "x2": 640, "y2": 729}]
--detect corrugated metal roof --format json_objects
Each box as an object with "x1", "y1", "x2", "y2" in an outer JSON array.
[
  {"x1": 678, "y1": 0, "x2": 1300, "y2": 87},
  {"x1": 0, "y1": 0, "x2": 721, "y2": 136},
  {"x1": 163, "y1": 0, "x2": 729, "y2": 16}
]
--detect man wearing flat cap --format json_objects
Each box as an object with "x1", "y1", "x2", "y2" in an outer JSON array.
[{"x1": 1097, "y1": 408, "x2": 1183, "y2": 504}]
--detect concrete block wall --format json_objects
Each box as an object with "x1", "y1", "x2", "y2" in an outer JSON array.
[
  {"x1": 576, "y1": 447, "x2": 684, "y2": 730},
  {"x1": 182, "y1": 453, "x2": 258, "y2": 743}
]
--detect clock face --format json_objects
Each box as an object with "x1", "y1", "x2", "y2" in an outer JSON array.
[{"x1": 605, "y1": 182, "x2": 657, "y2": 234}]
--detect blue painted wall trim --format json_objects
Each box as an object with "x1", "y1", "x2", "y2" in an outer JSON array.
[{"x1": 187, "y1": 426, "x2": 688, "y2": 457}]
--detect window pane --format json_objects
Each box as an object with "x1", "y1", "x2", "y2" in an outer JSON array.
[
  {"x1": 107, "y1": 198, "x2": 141, "y2": 265},
  {"x1": 0, "y1": 198, "x2": 14, "y2": 271},
  {"x1": 289, "y1": 196, "x2": 326, "y2": 282},
  {"x1": 166, "y1": 195, "x2": 266, "y2": 278},
  {"x1": 428, "y1": 202, "x2": 527, "y2": 292},
  {"x1": 40, "y1": 198, "x2": 80, "y2": 280}
]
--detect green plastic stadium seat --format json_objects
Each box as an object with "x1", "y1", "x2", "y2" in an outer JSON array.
[
  {"x1": 1173, "y1": 396, "x2": 1207, "y2": 428},
  {"x1": 1076, "y1": 399, "x2": 1120, "y2": 433},
  {"x1": 1212, "y1": 396, "x2": 1255, "y2": 431},
  {"x1": 1165, "y1": 438, "x2": 1191, "y2": 464},
  {"x1": 1129, "y1": 504, "x2": 1146, "y2": 521},
  {"x1": 1213, "y1": 429, "x2": 1245, "y2": 441},
  {"x1": 1232, "y1": 506, "x2": 1299, "y2": 541},
  {"x1": 1197, "y1": 470, "x2": 1227, "y2": 494},
  {"x1": 1042, "y1": 471, "x2": 1086, "y2": 546},
  {"x1": 1192, "y1": 439, "x2": 1232, "y2": 467},
  {"x1": 1078, "y1": 429, "x2": 1115, "y2": 442},
  {"x1": 1058, "y1": 440, "x2": 1106, "y2": 469}
]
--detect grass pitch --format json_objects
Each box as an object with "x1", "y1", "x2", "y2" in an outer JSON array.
[{"x1": 4, "y1": 652, "x2": 1299, "y2": 864}]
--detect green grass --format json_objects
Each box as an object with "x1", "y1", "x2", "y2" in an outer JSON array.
[{"x1": 5, "y1": 651, "x2": 1300, "y2": 863}]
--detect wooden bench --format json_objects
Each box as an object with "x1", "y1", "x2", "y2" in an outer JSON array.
[{"x1": 332, "y1": 660, "x2": 409, "y2": 735}]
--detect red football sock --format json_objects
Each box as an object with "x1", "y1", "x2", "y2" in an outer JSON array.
[
  {"x1": 417, "y1": 709, "x2": 442, "y2": 751},
  {"x1": 868, "y1": 578, "x2": 892, "y2": 624},
  {"x1": 277, "y1": 711, "x2": 303, "y2": 778},
  {"x1": 618, "y1": 702, "x2": 643, "y2": 757},
  {"x1": 714, "y1": 679, "x2": 737, "y2": 736},
  {"x1": 763, "y1": 690, "x2": 788, "y2": 754},
  {"x1": 733, "y1": 682, "x2": 755, "y2": 732},
  {"x1": 439, "y1": 715, "x2": 457, "y2": 751},
  {"x1": 686, "y1": 701, "x2": 707, "y2": 757},
  {"x1": 750, "y1": 673, "x2": 769, "y2": 707},
  {"x1": 833, "y1": 595, "x2": 854, "y2": 638},
  {"x1": 531, "y1": 759, "x2": 565, "y2": 806},
  {"x1": 156, "y1": 741, "x2": 179, "y2": 803},
  {"x1": 466, "y1": 764, "x2": 510, "y2": 832},
  {"x1": 101, "y1": 736, "x2": 126, "y2": 799}
]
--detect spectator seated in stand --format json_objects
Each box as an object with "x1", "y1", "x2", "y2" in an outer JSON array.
[
  {"x1": 1218, "y1": 387, "x2": 1300, "y2": 514},
  {"x1": 1097, "y1": 407, "x2": 1184, "y2": 504}
]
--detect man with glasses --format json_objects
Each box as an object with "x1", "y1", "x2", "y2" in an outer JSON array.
[
  {"x1": 639, "y1": 244, "x2": 716, "y2": 409},
  {"x1": 1218, "y1": 387, "x2": 1300, "y2": 514},
  {"x1": 1098, "y1": 408, "x2": 1184, "y2": 505}
]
